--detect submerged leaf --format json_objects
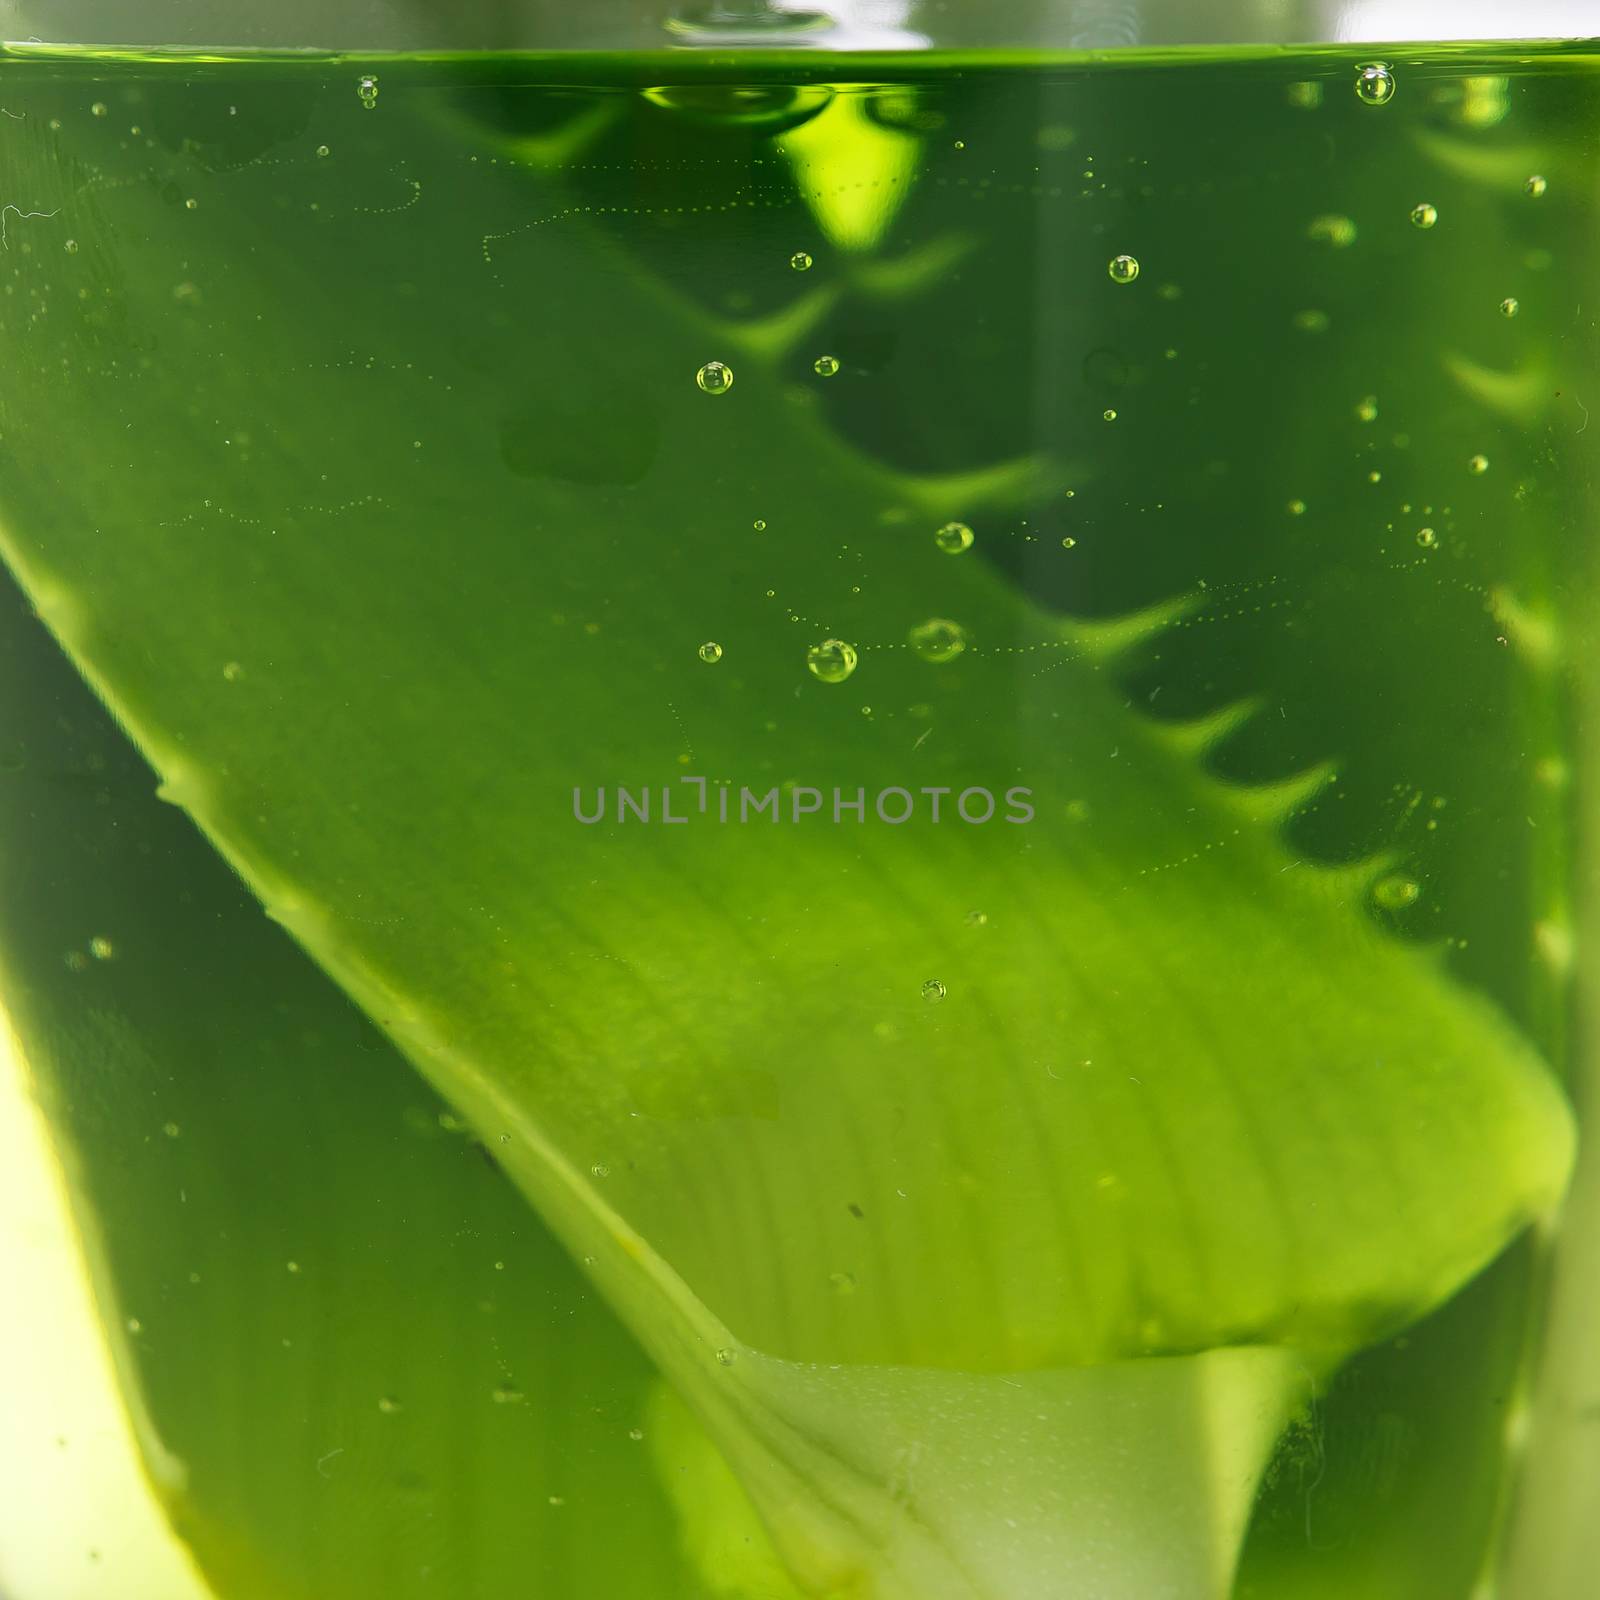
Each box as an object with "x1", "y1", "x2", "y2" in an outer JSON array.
[
  {"x1": 0, "y1": 587, "x2": 720, "y2": 1597},
  {"x1": 0, "y1": 59, "x2": 1575, "y2": 1600}
]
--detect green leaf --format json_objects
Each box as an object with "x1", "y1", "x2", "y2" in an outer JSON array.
[
  {"x1": 0, "y1": 580, "x2": 732, "y2": 1597},
  {"x1": 0, "y1": 62, "x2": 1575, "y2": 1599}
]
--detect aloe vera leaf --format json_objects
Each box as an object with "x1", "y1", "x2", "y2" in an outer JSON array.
[
  {"x1": 0, "y1": 64, "x2": 1575, "y2": 1600},
  {"x1": 0, "y1": 585, "x2": 725, "y2": 1597}
]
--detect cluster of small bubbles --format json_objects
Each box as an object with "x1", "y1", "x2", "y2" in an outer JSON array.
[
  {"x1": 1410, "y1": 202, "x2": 1438, "y2": 230},
  {"x1": 1416, "y1": 527, "x2": 1437, "y2": 548},
  {"x1": 163, "y1": 1121, "x2": 181, "y2": 1139},
  {"x1": 64, "y1": 950, "x2": 88, "y2": 972},
  {"x1": 1468, "y1": 453, "x2": 1490, "y2": 475},
  {"x1": 695, "y1": 360, "x2": 734, "y2": 395},
  {"x1": 807, "y1": 638, "x2": 858, "y2": 684},
  {"x1": 1287, "y1": 499, "x2": 1307, "y2": 517},
  {"x1": 89, "y1": 936, "x2": 115, "y2": 961},
  {"x1": 590, "y1": 1163, "x2": 611, "y2": 1179},
  {"x1": 1107, "y1": 253, "x2": 1140, "y2": 284},
  {"x1": 790, "y1": 250, "x2": 814, "y2": 271},
  {"x1": 1372, "y1": 873, "x2": 1421, "y2": 911},
  {"x1": 909, "y1": 618, "x2": 968, "y2": 663},
  {"x1": 492, "y1": 1385, "x2": 526, "y2": 1405},
  {"x1": 1286, "y1": 80, "x2": 1323, "y2": 109},
  {"x1": 813, "y1": 354, "x2": 841, "y2": 378},
  {"x1": 1525, "y1": 174, "x2": 1548, "y2": 198},
  {"x1": 222, "y1": 660, "x2": 243, "y2": 682},
  {"x1": 752, "y1": 518, "x2": 767, "y2": 531},
  {"x1": 935, "y1": 520, "x2": 974, "y2": 554},
  {"x1": 377, "y1": 1395, "x2": 402, "y2": 1414},
  {"x1": 1102, "y1": 407, "x2": 1118, "y2": 422},
  {"x1": 715, "y1": 1347, "x2": 737, "y2": 1367},
  {"x1": 316, "y1": 144, "x2": 331, "y2": 158},
  {"x1": 90, "y1": 101, "x2": 108, "y2": 118},
  {"x1": 357, "y1": 75, "x2": 379, "y2": 110},
  {"x1": 922, "y1": 978, "x2": 948, "y2": 1003},
  {"x1": 1356, "y1": 395, "x2": 1379, "y2": 422},
  {"x1": 628, "y1": 1427, "x2": 645, "y2": 1441},
  {"x1": 698, "y1": 641, "x2": 723, "y2": 664},
  {"x1": 1061, "y1": 535, "x2": 1077, "y2": 549},
  {"x1": 1499, "y1": 297, "x2": 1520, "y2": 318},
  {"x1": 64, "y1": 239, "x2": 79, "y2": 255},
  {"x1": 1355, "y1": 63, "x2": 1396, "y2": 105}
]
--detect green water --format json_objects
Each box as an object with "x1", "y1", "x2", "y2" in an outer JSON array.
[{"x1": 0, "y1": 40, "x2": 1594, "y2": 1600}]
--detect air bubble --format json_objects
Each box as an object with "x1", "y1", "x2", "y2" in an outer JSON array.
[
  {"x1": 1287, "y1": 499, "x2": 1307, "y2": 516},
  {"x1": 1499, "y1": 297, "x2": 1520, "y2": 318},
  {"x1": 1108, "y1": 253, "x2": 1140, "y2": 284},
  {"x1": 696, "y1": 360, "x2": 734, "y2": 395},
  {"x1": 377, "y1": 1395, "x2": 402, "y2": 1414},
  {"x1": 1356, "y1": 396, "x2": 1378, "y2": 423},
  {"x1": 1410, "y1": 202, "x2": 1438, "y2": 230},
  {"x1": 1416, "y1": 527, "x2": 1437, "y2": 548},
  {"x1": 1525, "y1": 174, "x2": 1547, "y2": 198},
  {"x1": 64, "y1": 239, "x2": 79, "y2": 255},
  {"x1": 1061, "y1": 536, "x2": 1077, "y2": 549},
  {"x1": 965, "y1": 910, "x2": 989, "y2": 926},
  {"x1": 807, "y1": 638, "x2": 858, "y2": 684},
  {"x1": 222, "y1": 661, "x2": 244, "y2": 682},
  {"x1": 813, "y1": 354, "x2": 840, "y2": 377},
  {"x1": 1355, "y1": 63, "x2": 1396, "y2": 105},
  {"x1": 1102, "y1": 408, "x2": 1117, "y2": 422},
  {"x1": 357, "y1": 75, "x2": 379, "y2": 110},
  {"x1": 922, "y1": 978, "x2": 947, "y2": 1003},
  {"x1": 790, "y1": 250, "x2": 814, "y2": 271},
  {"x1": 89, "y1": 936, "x2": 115, "y2": 961},
  {"x1": 90, "y1": 101, "x2": 108, "y2": 118},
  {"x1": 1372, "y1": 873, "x2": 1421, "y2": 911},
  {"x1": 909, "y1": 618, "x2": 968, "y2": 663},
  {"x1": 163, "y1": 1122, "x2": 181, "y2": 1139},
  {"x1": 829, "y1": 1270, "x2": 858, "y2": 1293},
  {"x1": 935, "y1": 520, "x2": 974, "y2": 554},
  {"x1": 492, "y1": 1386, "x2": 526, "y2": 1405},
  {"x1": 716, "y1": 1347, "x2": 737, "y2": 1367},
  {"x1": 752, "y1": 519, "x2": 766, "y2": 531},
  {"x1": 628, "y1": 1427, "x2": 645, "y2": 1440},
  {"x1": 316, "y1": 144, "x2": 331, "y2": 158},
  {"x1": 698, "y1": 641, "x2": 723, "y2": 664},
  {"x1": 1468, "y1": 453, "x2": 1489, "y2": 474},
  {"x1": 590, "y1": 1163, "x2": 611, "y2": 1179}
]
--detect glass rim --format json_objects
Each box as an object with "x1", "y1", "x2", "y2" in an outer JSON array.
[{"x1": 5, "y1": 0, "x2": 1600, "y2": 54}]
